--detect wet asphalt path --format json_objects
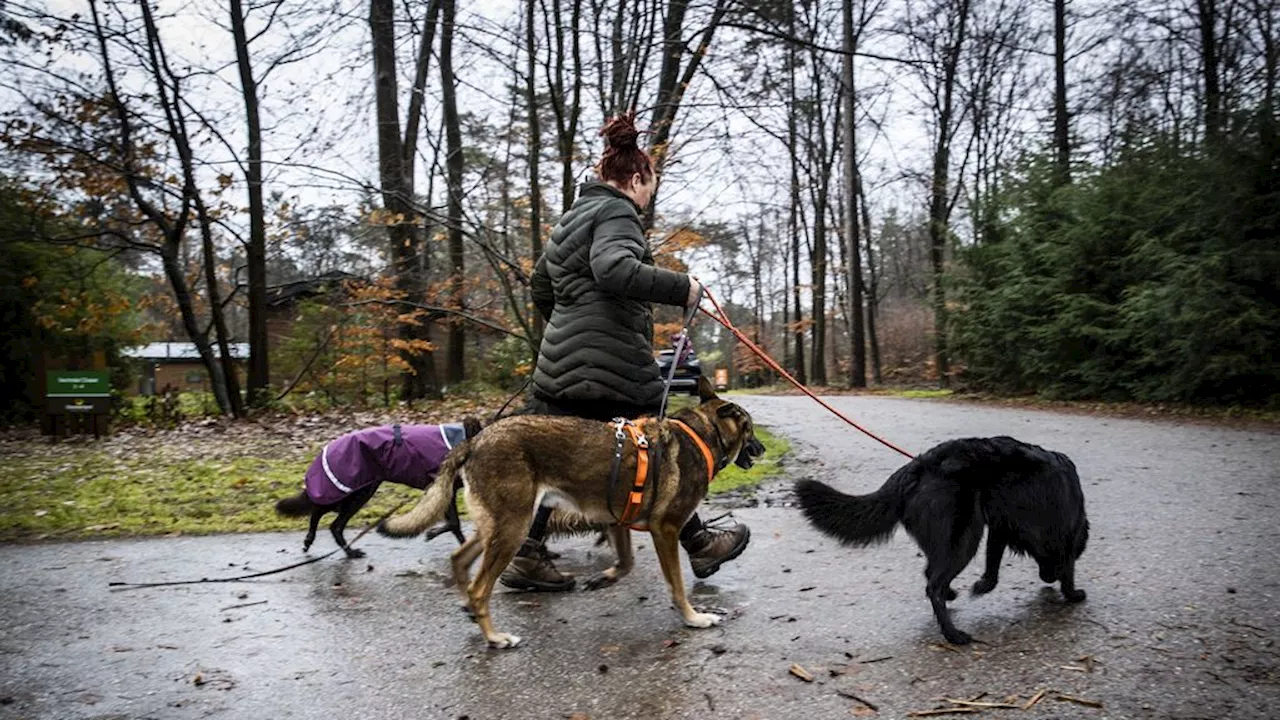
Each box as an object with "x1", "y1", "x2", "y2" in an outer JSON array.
[{"x1": 2, "y1": 395, "x2": 1278, "y2": 719}]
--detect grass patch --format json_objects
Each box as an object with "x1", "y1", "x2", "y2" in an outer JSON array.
[
  {"x1": 707, "y1": 426, "x2": 789, "y2": 495},
  {"x1": 0, "y1": 451, "x2": 428, "y2": 541},
  {"x1": 888, "y1": 388, "x2": 954, "y2": 399},
  {"x1": 0, "y1": 418, "x2": 790, "y2": 542}
]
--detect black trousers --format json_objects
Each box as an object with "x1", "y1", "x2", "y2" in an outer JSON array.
[{"x1": 511, "y1": 394, "x2": 704, "y2": 550}]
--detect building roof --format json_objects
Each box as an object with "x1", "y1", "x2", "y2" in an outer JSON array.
[
  {"x1": 265, "y1": 270, "x2": 361, "y2": 308},
  {"x1": 122, "y1": 342, "x2": 250, "y2": 361}
]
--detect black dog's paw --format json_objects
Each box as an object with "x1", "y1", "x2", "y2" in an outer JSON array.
[
  {"x1": 942, "y1": 628, "x2": 974, "y2": 645},
  {"x1": 1063, "y1": 588, "x2": 1087, "y2": 603},
  {"x1": 583, "y1": 572, "x2": 618, "y2": 591},
  {"x1": 945, "y1": 586, "x2": 958, "y2": 601},
  {"x1": 343, "y1": 548, "x2": 367, "y2": 559},
  {"x1": 972, "y1": 577, "x2": 997, "y2": 595},
  {"x1": 302, "y1": 542, "x2": 313, "y2": 553}
]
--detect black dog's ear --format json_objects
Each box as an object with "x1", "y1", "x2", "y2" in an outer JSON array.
[{"x1": 697, "y1": 375, "x2": 718, "y2": 402}]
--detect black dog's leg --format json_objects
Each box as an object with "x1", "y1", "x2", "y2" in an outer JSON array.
[
  {"x1": 331, "y1": 484, "x2": 379, "y2": 559},
  {"x1": 1058, "y1": 557, "x2": 1087, "y2": 603},
  {"x1": 304, "y1": 507, "x2": 325, "y2": 552},
  {"x1": 424, "y1": 478, "x2": 467, "y2": 545},
  {"x1": 972, "y1": 531, "x2": 1006, "y2": 595},
  {"x1": 921, "y1": 500, "x2": 983, "y2": 645},
  {"x1": 926, "y1": 558, "x2": 971, "y2": 645}
]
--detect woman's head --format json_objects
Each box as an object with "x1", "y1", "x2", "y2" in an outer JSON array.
[{"x1": 597, "y1": 111, "x2": 656, "y2": 209}]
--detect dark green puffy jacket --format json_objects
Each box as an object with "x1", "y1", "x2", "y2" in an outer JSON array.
[{"x1": 530, "y1": 182, "x2": 691, "y2": 408}]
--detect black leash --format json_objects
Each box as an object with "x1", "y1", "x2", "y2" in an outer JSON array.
[
  {"x1": 606, "y1": 287, "x2": 705, "y2": 526},
  {"x1": 106, "y1": 498, "x2": 410, "y2": 591},
  {"x1": 658, "y1": 286, "x2": 704, "y2": 419},
  {"x1": 492, "y1": 376, "x2": 533, "y2": 423}
]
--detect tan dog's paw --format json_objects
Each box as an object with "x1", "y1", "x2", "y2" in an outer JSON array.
[
  {"x1": 487, "y1": 633, "x2": 522, "y2": 649},
  {"x1": 683, "y1": 612, "x2": 722, "y2": 629}
]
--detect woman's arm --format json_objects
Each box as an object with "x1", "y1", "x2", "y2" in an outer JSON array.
[
  {"x1": 589, "y1": 214, "x2": 691, "y2": 307},
  {"x1": 530, "y1": 252, "x2": 555, "y2": 322}
]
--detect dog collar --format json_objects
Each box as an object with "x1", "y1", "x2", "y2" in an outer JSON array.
[{"x1": 668, "y1": 419, "x2": 717, "y2": 483}]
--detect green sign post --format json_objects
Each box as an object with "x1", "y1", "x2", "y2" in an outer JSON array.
[{"x1": 45, "y1": 370, "x2": 111, "y2": 438}]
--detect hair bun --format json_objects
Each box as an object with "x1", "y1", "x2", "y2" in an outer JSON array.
[{"x1": 600, "y1": 111, "x2": 641, "y2": 151}]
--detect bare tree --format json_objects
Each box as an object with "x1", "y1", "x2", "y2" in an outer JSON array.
[
  {"x1": 1054, "y1": 0, "x2": 1071, "y2": 184},
  {"x1": 645, "y1": 0, "x2": 731, "y2": 225},
  {"x1": 228, "y1": 0, "x2": 268, "y2": 406},
  {"x1": 902, "y1": 0, "x2": 973, "y2": 386},
  {"x1": 542, "y1": 0, "x2": 585, "y2": 213},
  {"x1": 370, "y1": 0, "x2": 441, "y2": 400},
  {"x1": 840, "y1": 0, "x2": 885, "y2": 387},
  {"x1": 525, "y1": 0, "x2": 546, "y2": 344},
  {"x1": 440, "y1": 0, "x2": 465, "y2": 384}
]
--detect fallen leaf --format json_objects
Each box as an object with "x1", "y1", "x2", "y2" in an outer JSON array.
[{"x1": 789, "y1": 663, "x2": 814, "y2": 682}]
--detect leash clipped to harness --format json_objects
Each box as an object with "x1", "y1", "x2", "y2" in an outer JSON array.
[
  {"x1": 607, "y1": 416, "x2": 717, "y2": 531},
  {"x1": 610, "y1": 418, "x2": 651, "y2": 527},
  {"x1": 698, "y1": 287, "x2": 915, "y2": 460}
]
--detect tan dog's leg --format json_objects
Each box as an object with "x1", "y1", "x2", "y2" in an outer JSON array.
[
  {"x1": 466, "y1": 519, "x2": 529, "y2": 649},
  {"x1": 584, "y1": 525, "x2": 634, "y2": 590},
  {"x1": 650, "y1": 522, "x2": 721, "y2": 628},
  {"x1": 453, "y1": 530, "x2": 486, "y2": 591}
]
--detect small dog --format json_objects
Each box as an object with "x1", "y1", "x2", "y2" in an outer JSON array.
[
  {"x1": 378, "y1": 377, "x2": 765, "y2": 649},
  {"x1": 795, "y1": 436, "x2": 1089, "y2": 645},
  {"x1": 275, "y1": 418, "x2": 481, "y2": 558}
]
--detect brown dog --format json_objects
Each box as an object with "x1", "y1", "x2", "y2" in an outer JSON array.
[{"x1": 377, "y1": 377, "x2": 764, "y2": 648}]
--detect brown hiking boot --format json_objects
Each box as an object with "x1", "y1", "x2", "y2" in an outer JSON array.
[
  {"x1": 499, "y1": 540, "x2": 575, "y2": 592},
  {"x1": 683, "y1": 515, "x2": 751, "y2": 579}
]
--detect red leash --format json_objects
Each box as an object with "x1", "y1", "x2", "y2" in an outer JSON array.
[{"x1": 699, "y1": 287, "x2": 915, "y2": 460}]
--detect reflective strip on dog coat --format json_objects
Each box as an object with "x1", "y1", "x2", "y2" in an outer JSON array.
[{"x1": 303, "y1": 423, "x2": 467, "y2": 506}]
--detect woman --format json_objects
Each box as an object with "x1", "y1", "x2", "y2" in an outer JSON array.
[{"x1": 500, "y1": 111, "x2": 751, "y2": 592}]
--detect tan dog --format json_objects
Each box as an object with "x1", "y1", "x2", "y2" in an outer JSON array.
[{"x1": 378, "y1": 377, "x2": 764, "y2": 648}]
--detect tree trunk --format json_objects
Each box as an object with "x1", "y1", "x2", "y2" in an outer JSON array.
[
  {"x1": 525, "y1": 0, "x2": 545, "y2": 345},
  {"x1": 440, "y1": 0, "x2": 465, "y2": 385},
  {"x1": 1196, "y1": 0, "x2": 1223, "y2": 144},
  {"x1": 858, "y1": 172, "x2": 882, "y2": 384},
  {"x1": 160, "y1": 244, "x2": 232, "y2": 413},
  {"x1": 229, "y1": 0, "x2": 269, "y2": 406},
  {"x1": 1053, "y1": 0, "x2": 1071, "y2": 185},
  {"x1": 842, "y1": 0, "x2": 866, "y2": 388},
  {"x1": 195, "y1": 191, "x2": 245, "y2": 417},
  {"x1": 787, "y1": 5, "x2": 806, "y2": 385},
  {"x1": 926, "y1": 0, "x2": 972, "y2": 388},
  {"x1": 370, "y1": 0, "x2": 440, "y2": 400}
]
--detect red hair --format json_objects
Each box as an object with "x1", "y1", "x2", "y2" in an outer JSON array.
[{"x1": 597, "y1": 111, "x2": 654, "y2": 185}]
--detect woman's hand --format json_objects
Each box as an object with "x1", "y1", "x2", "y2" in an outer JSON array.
[{"x1": 686, "y1": 278, "x2": 704, "y2": 310}]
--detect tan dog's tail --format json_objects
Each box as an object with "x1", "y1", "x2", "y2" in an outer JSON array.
[{"x1": 377, "y1": 442, "x2": 470, "y2": 538}]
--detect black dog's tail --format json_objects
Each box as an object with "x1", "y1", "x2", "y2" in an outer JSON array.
[
  {"x1": 275, "y1": 491, "x2": 315, "y2": 517},
  {"x1": 794, "y1": 466, "x2": 913, "y2": 546}
]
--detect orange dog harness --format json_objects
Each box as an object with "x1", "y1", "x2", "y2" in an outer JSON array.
[{"x1": 610, "y1": 417, "x2": 717, "y2": 530}]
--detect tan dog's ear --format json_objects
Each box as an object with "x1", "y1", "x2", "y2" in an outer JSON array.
[{"x1": 697, "y1": 375, "x2": 718, "y2": 402}]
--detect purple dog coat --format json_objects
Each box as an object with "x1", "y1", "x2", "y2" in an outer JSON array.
[{"x1": 302, "y1": 424, "x2": 468, "y2": 506}]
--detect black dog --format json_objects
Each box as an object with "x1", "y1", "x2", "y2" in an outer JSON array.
[
  {"x1": 275, "y1": 418, "x2": 480, "y2": 558},
  {"x1": 795, "y1": 436, "x2": 1089, "y2": 644}
]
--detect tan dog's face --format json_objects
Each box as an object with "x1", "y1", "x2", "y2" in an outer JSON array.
[{"x1": 695, "y1": 377, "x2": 766, "y2": 470}]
